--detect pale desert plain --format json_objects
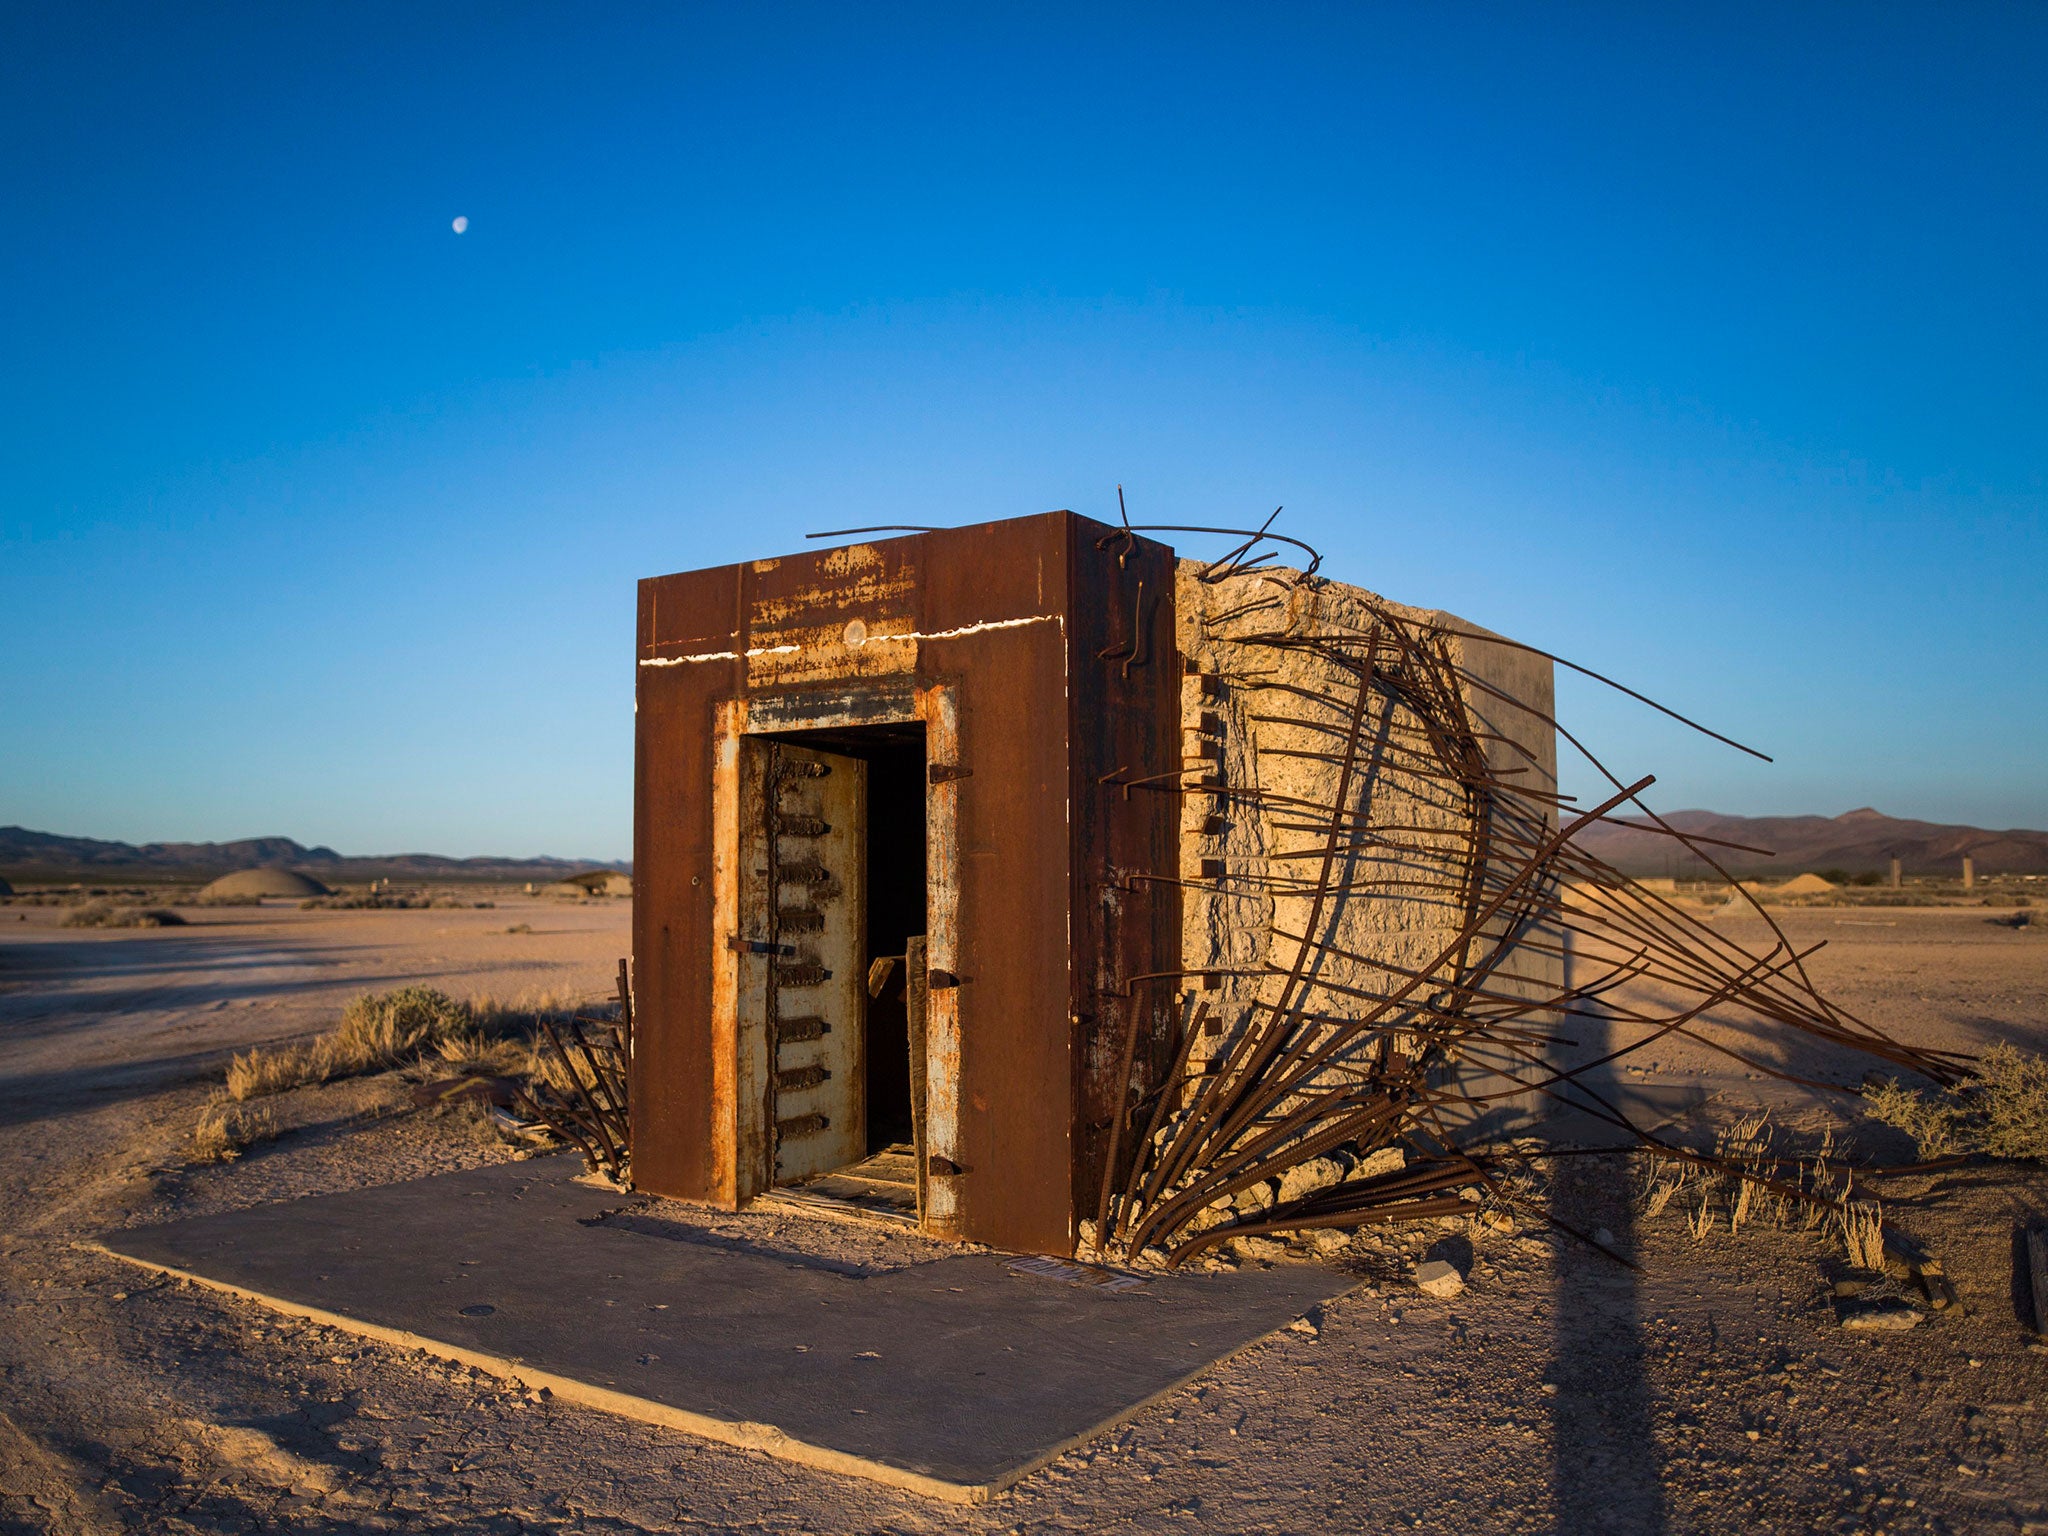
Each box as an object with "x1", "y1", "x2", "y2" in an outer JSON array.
[{"x1": 2, "y1": 892, "x2": 2045, "y2": 1535}]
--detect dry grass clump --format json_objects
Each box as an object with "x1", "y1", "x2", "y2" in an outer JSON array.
[
  {"x1": 191, "y1": 1100, "x2": 278, "y2": 1162},
  {"x1": 1864, "y1": 1042, "x2": 2048, "y2": 1161},
  {"x1": 524, "y1": 1035, "x2": 608, "y2": 1099},
  {"x1": 62, "y1": 899, "x2": 186, "y2": 928},
  {"x1": 1837, "y1": 1198, "x2": 1886, "y2": 1271},
  {"x1": 470, "y1": 987, "x2": 577, "y2": 1034},
  {"x1": 433, "y1": 1028, "x2": 528, "y2": 1077},
  {"x1": 225, "y1": 985, "x2": 488, "y2": 1100},
  {"x1": 222, "y1": 985, "x2": 576, "y2": 1102},
  {"x1": 223, "y1": 1046, "x2": 315, "y2": 1101},
  {"x1": 1635, "y1": 1119, "x2": 1904, "y2": 1272},
  {"x1": 1635, "y1": 1115, "x2": 1844, "y2": 1242},
  {"x1": 332, "y1": 984, "x2": 477, "y2": 1062}
]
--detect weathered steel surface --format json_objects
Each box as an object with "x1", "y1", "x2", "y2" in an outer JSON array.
[
  {"x1": 634, "y1": 512, "x2": 1179, "y2": 1255},
  {"x1": 1066, "y1": 525, "x2": 1182, "y2": 1246},
  {"x1": 916, "y1": 682, "x2": 966, "y2": 1237}
]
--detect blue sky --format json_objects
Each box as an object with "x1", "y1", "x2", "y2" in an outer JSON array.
[{"x1": 3, "y1": 4, "x2": 2042, "y2": 860}]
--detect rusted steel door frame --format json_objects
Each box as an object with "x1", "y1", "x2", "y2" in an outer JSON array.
[{"x1": 703, "y1": 683, "x2": 962, "y2": 1224}]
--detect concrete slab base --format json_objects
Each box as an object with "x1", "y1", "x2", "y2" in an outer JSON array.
[{"x1": 98, "y1": 1157, "x2": 1352, "y2": 1501}]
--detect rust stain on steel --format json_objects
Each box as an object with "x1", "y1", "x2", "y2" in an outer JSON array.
[
  {"x1": 706, "y1": 697, "x2": 751, "y2": 1208},
  {"x1": 745, "y1": 538, "x2": 921, "y2": 687},
  {"x1": 912, "y1": 517, "x2": 1078, "y2": 1253},
  {"x1": 917, "y1": 681, "x2": 964, "y2": 1238},
  {"x1": 722, "y1": 701, "x2": 786, "y2": 1207},
  {"x1": 1067, "y1": 524, "x2": 1182, "y2": 1249}
]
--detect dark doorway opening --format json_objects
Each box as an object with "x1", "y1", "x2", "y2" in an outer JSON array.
[{"x1": 852, "y1": 729, "x2": 926, "y2": 1154}]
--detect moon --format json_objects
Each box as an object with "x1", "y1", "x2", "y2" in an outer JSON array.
[{"x1": 451, "y1": 215, "x2": 469, "y2": 234}]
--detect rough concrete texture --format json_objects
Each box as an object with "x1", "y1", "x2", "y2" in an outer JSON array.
[
  {"x1": 100, "y1": 1156, "x2": 1354, "y2": 1501},
  {"x1": 1165, "y1": 563, "x2": 1562, "y2": 1220}
]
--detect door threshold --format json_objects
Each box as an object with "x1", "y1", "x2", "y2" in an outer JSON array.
[{"x1": 760, "y1": 1143, "x2": 920, "y2": 1230}]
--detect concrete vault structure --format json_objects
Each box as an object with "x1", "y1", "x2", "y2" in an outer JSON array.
[{"x1": 632, "y1": 512, "x2": 1558, "y2": 1257}]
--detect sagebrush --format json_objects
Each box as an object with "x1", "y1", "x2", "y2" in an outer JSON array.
[
  {"x1": 1864, "y1": 1042, "x2": 2048, "y2": 1161},
  {"x1": 191, "y1": 1100, "x2": 278, "y2": 1162},
  {"x1": 62, "y1": 900, "x2": 185, "y2": 929}
]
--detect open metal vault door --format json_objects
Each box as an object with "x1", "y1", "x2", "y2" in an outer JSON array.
[
  {"x1": 745, "y1": 740, "x2": 868, "y2": 1182},
  {"x1": 710, "y1": 685, "x2": 959, "y2": 1232}
]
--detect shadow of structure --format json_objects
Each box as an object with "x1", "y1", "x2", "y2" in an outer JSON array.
[{"x1": 1545, "y1": 937, "x2": 1669, "y2": 1536}]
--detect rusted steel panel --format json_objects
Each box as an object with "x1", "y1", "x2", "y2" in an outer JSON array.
[
  {"x1": 1066, "y1": 522, "x2": 1183, "y2": 1245},
  {"x1": 633, "y1": 565, "x2": 742, "y2": 1202},
  {"x1": 916, "y1": 519, "x2": 1071, "y2": 1254},
  {"x1": 919, "y1": 642, "x2": 1067, "y2": 1250},
  {"x1": 742, "y1": 540, "x2": 924, "y2": 689}
]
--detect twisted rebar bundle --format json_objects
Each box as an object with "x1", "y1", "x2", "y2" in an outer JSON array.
[{"x1": 1094, "y1": 522, "x2": 1963, "y2": 1267}]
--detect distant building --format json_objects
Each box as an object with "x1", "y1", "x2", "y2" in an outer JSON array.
[{"x1": 542, "y1": 870, "x2": 633, "y2": 898}]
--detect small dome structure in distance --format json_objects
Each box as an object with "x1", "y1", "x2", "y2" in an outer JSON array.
[
  {"x1": 0, "y1": 876, "x2": 14, "y2": 896},
  {"x1": 198, "y1": 867, "x2": 332, "y2": 899}
]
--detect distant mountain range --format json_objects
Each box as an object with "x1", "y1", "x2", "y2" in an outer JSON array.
[
  {"x1": 7, "y1": 809, "x2": 2040, "y2": 885},
  {"x1": 1575, "y1": 807, "x2": 2048, "y2": 878},
  {"x1": 0, "y1": 827, "x2": 629, "y2": 885}
]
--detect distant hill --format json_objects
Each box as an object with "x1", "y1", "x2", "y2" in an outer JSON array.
[
  {"x1": 1575, "y1": 807, "x2": 2048, "y2": 878},
  {"x1": 0, "y1": 827, "x2": 629, "y2": 885}
]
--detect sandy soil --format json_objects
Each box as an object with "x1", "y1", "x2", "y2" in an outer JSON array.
[{"x1": 2, "y1": 899, "x2": 2045, "y2": 1534}]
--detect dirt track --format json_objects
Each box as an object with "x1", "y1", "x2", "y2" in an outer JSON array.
[{"x1": 2, "y1": 899, "x2": 2045, "y2": 1534}]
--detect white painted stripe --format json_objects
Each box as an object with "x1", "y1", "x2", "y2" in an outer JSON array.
[{"x1": 638, "y1": 614, "x2": 1059, "y2": 667}]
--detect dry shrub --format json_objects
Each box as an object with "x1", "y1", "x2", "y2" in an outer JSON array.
[
  {"x1": 324, "y1": 985, "x2": 475, "y2": 1068},
  {"x1": 225, "y1": 985, "x2": 483, "y2": 1100},
  {"x1": 1837, "y1": 1198, "x2": 1886, "y2": 1271},
  {"x1": 191, "y1": 1100, "x2": 278, "y2": 1162},
  {"x1": 1864, "y1": 1043, "x2": 2048, "y2": 1161},
  {"x1": 471, "y1": 987, "x2": 578, "y2": 1029},
  {"x1": 434, "y1": 1029, "x2": 527, "y2": 1076},
  {"x1": 524, "y1": 1035, "x2": 606, "y2": 1099},
  {"x1": 221, "y1": 983, "x2": 610, "y2": 1137},
  {"x1": 1687, "y1": 1190, "x2": 1715, "y2": 1242},
  {"x1": 1641, "y1": 1173, "x2": 1685, "y2": 1221},
  {"x1": 1863, "y1": 1077, "x2": 1963, "y2": 1158},
  {"x1": 62, "y1": 900, "x2": 186, "y2": 929},
  {"x1": 1975, "y1": 1044, "x2": 2048, "y2": 1159}
]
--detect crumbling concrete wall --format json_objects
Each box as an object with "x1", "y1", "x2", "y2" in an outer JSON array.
[{"x1": 1170, "y1": 562, "x2": 1562, "y2": 1211}]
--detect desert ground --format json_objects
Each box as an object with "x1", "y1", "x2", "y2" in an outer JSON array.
[{"x1": 2, "y1": 896, "x2": 2044, "y2": 1535}]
